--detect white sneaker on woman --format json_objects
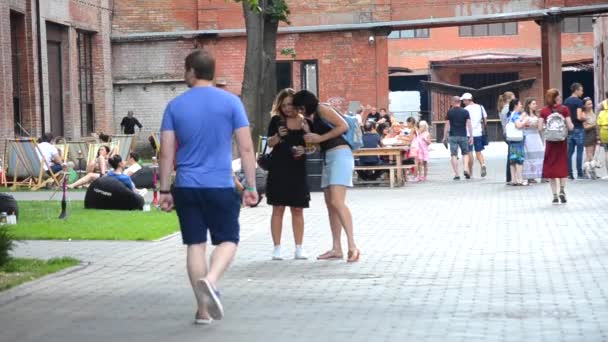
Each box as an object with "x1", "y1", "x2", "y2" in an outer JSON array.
[
  {"x1": 272, "y1": 246, "x2": 283, "y2": 260},
  {"x1": 294, "y1": 247, "x2": 308, "y2": 260}
]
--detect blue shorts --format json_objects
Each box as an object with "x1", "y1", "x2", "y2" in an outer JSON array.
[
  {"x1": 470, "y1": 136, "x2": 485, "y2": 153},
  {"x1": 321, "y1": 147, "x2": 354, "y2": 189},
  {"x1": 173, "y1": 187, "x2": 241, "y2": 245}
]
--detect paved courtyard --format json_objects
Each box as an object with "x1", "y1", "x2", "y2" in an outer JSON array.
[{"x1": 1, "y1": 144, "x2": 608, "y2": 342}]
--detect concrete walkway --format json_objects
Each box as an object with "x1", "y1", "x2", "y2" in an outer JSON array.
[{"x1": 1, "y1": 144, "x2": 608, "y2": 342}]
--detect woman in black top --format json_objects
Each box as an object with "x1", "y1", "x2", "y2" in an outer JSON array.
[
  {"x1": 265, "y1": 88, "x2": 311, "y2": 260},
  {"x1": 292, "y1": 90, "x2": 360, "y2": 263}
]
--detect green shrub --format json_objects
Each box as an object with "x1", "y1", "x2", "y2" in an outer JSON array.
[{"x1": 0, "y1": 225, "x2": 14, "y2": 267}]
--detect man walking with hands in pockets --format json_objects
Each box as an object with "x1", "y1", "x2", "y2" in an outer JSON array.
[{"x1": 158, "y1": 49, "x2": 258, "y2": 324}]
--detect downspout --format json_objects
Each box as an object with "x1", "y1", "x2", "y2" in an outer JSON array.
[{"x1": 35, "y1": 0, "x2": 44, "y2": 134}]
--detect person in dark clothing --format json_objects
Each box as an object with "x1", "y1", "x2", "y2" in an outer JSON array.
[
  {"x1": 356, "y1": 122, "x2": 385, "y2": 181},
  {"x1": 442, "y1": 96, "x2": 473, "y2": 180},
  {"x1": 563, "y1": 83, "x2": 586, "y2": 179},
  {"x1": 120, "y1": 111, "x2": 143, "y2": 134}
]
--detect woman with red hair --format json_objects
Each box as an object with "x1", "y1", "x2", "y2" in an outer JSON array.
[{"x1": 538, "y1": 88, "x2": 574, "y2": 204}]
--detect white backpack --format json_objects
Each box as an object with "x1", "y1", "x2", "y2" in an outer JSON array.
[{"x1": 544, "y1": 110, "x2": 568, "y2": 142}]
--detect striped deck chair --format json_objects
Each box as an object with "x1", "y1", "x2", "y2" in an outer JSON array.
[
  {"x1": 65, "y1": 141, "x2": 90, "y2": 168},
  {"x1": 112, "y1": 134, "x2": 135, "y2": 159},
  {"x1": 150, "y1": 132, "x2": 161, "y2": 157},
  {"x1": 3, "y1": 138, "x2": 62, "y2": 190}
]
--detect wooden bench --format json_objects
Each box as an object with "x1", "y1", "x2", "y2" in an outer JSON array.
[{"x1": 354, "y1": 164, "x2": 416, "y2": 188}]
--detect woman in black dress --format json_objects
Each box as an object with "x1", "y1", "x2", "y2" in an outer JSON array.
[{"x1": 266, "y1": 88, "x2": 311, "y2": 260}]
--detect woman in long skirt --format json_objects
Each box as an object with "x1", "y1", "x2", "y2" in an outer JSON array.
[
  {"x1": 539, "y1": 89, "x2": 575, "y2": 204},
  {"x1": 522, "y1": 98, "x2": 545, "y2": 182}
]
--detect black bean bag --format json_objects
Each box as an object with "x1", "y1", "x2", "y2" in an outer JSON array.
[
  {"x1": 0, "y1": 193, "x2": 18, "y2": 218},
  {"x1": 84, "y1": 176, "x2": 144, "y2": 211},
  {"x1": 131, "y1": 167, "x2": 155, "y2": 189}
]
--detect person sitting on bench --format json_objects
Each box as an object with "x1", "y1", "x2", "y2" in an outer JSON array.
[{"x1": 356, "y1": 122, "x2": 385, "y2": 181}]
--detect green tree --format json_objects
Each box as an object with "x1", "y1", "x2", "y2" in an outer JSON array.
[{"x1": 235, "y1": 0, "x2": 290, "y2": 143}]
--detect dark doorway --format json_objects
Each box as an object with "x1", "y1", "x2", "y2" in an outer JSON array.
[
  {"x1": 47, "y1": 41, "x2": 63, "y2": 136},
  {"x1": 562, "y1": 70, "x2": 594, "y2": 102},
  {"x1": 46, "y1": 22, "x2": 68, "y2": 137},
  {"x1": 10, "y1": 12, "x2": 24, "y2": 136},
  {"x1": 276, "y1": 62, "x2": 292, "y2": 91}
]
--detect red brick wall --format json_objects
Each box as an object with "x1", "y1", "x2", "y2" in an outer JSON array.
[
  {"x1": 112, "y1": 0, "x2": 199, "y2": 33},
  {"x1": 1, "y1": 0, "x2": 113, "y2": 142},
  {"x1": 112, "y1": 0, "x2": 608, "y2": 33},
  {"x1": 1, "y1": 1, "x2": 13, "y2": 153}
]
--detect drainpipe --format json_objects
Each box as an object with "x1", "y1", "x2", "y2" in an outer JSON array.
[{"x1": 35, "y1": 0, "x2": 44, "y2": 135}]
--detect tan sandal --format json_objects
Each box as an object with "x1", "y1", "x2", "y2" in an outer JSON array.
[
  {"x1": 347, "y1": 249, "x2": 360, "y2": 263},
  {"x1": 317, "y1": 250, "x2": 343, "y2": 260}
]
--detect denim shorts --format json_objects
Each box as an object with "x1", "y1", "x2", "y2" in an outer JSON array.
[
  {"x1": 321, "y1": 147, "x2": 354, "y2": 188},
  {"x1": 448, "y1": 136, "x2": 470, "y2": 156},
  {"x1": 470, "y1": 136, "x2": 485, "y2": 152},
  {"x1": 173, "y1": 187, "x2": 241, "y2": 245}
]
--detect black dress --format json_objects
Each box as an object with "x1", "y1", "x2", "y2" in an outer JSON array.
[{"x1": 266, "y1": 116, "x2": 310, "y2": 208}]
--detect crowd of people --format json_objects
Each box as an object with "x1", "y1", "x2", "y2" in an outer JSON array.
[
  {"x1": 34, "y1": 131, "x2": 147, "y2": 199},
  {"x1": 442, "y1": 84, "x2": 608, "y2": 204},
  {"x1": 153, "y1": 49, "x2": 608, "y2": 325}
]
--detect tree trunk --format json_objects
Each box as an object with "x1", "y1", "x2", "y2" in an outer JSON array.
[
  {"x1": 241, "y1": 2, "x2": 264, "y2": 146},
  {"x1": 261, "y1": 10, "x2": 279, "y2": 136},
  {"x1": 240, "y1": 0, "x2": 279, "y2": 147}
]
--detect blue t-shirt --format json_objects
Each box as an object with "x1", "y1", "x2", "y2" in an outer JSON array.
[
  {"x1": 360, "y1": 133, "x2": 381, "y2": 164},
  {"x1": 108, "y1": 171, "x2": 134, "y2": 190},
  {"x1": 564, "y1": 96, "x2": 584, "y2": 129},
  {"x1": 509, "y1": 111, "x2": 522, "y2": 123},
  {"x1": 160, "y1": 86, "x2": 249, "y2": 188}
]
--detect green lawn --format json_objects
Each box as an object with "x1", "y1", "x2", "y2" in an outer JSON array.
[
  {"x1": 0, "y1": 257, "x2": 80, "y2": 291},
  {"x1": 9, "y1": 201, "x2": 179, "y2": 241}
]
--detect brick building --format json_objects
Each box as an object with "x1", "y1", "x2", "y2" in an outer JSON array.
[
  {"x1": 2, "y1": 1, "x2": 608, "y2": 154},
  {"x1": 388, "y1": 18, "x2": 597, "y2": 139},
  {"x1": 0, "y1": 0, "x2": 112, "y2": 154}
]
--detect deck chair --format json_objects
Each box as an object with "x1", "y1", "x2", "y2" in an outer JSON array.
[
  {"x1": 65, "y1": 141, "x2": 90, "y2": 170},
  {"x1": 112, "y1": 134, "x2": 135, "y2": 159},
  {"x1": 87, "y1": 141, "x2": 120, "y2": 165},
  {"x1": 150, "y1": 132, "x2": 161, "y2": 157},
  {"x1": 3, "y1": 138, "x2": 62, "y2": 190},
  {"x1": 53, "y1": 136, "x2": 69, "y2": 161}
]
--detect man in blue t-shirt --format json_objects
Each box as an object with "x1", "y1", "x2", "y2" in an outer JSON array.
[
  {"x1": 158, "y1": 49, "x2": 258, "y2": 324},
  {"x1": 563, "y1": 82, "x2": 586, "y2": 179}
]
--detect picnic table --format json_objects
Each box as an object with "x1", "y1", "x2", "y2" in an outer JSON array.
[{"x1": 353, "y1": 145, "x2": 411, "y2": 187}]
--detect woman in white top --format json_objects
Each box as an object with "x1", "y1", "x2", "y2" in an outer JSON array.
[
  {"x1": 581, "y1": 97, "x2": 599, "y2": 179},
  {"x1": 522, "y1": 98, "x2": 544, "y2": 183}
]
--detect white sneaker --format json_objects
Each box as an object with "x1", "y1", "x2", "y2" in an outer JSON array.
[
  {"x1": 294, "y1": 248, "x2": 308, "y2": 260},
  {"x1": 272, "y1": 246, "x2": 283, "y2": 260}
]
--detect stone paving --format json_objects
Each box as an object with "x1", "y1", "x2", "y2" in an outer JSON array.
[{"x1": 1, "y1": 144, "x2": 608, "y2": 342}]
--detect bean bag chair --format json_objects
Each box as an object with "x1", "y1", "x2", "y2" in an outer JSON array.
[
  {"x1": 131, "y1": 167, "x2": 155, "y2": 189},
  {"x1": 84, "y1": 176, "x2": 144, "y2": 211},
  {"x1": 0, "y1": 193, "x2": 18, "y2": 218}
]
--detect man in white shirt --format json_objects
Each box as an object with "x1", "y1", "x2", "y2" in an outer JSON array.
[
  {"x1": 461, "y1": 93, "x2": 488, "y2": 178},
  {"x1": 37, "y1": 133, "x2": 63, "y2": 174},
  {"x1": 124, "y1": 152, "x2": 142, "y2": 176}
]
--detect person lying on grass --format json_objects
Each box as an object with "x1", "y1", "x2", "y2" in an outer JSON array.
[{"x1": 107, "y1": 155, "x2": 147, "y2": 198}]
